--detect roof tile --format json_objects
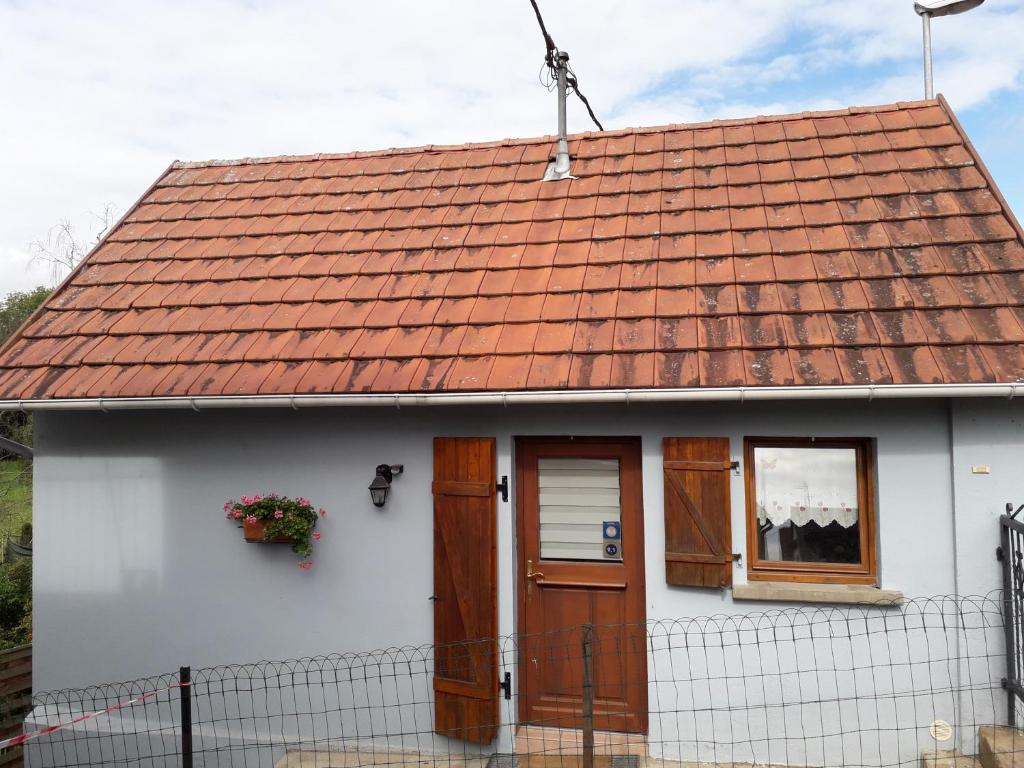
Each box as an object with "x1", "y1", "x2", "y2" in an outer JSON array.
[
  {"x1": 5, "y1": 98, "x2": 1023, "y2": 400},
  {"x1": 567, "y1": 354, "x2": 612, "y2": 389},
  {"x1": 789, "y1": 348, "x2": 843, "y2": 385},
  {"x1": 526, "y1": 354, "x2": 571, "y2": 389},
  {"x1": 609, "y1": 352, "x2": 655, "y2": 387},
  {"x1": 881, "y1": 345, "x2": 943, "y2": 384}
]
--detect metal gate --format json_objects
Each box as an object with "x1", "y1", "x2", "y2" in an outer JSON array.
[{"x1": 999, "y1": 503, "x2": 1024, "y2": 725}]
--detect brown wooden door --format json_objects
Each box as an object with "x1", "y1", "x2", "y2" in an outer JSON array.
[
  {"x1": 516, "y1": 437, "x2": 647, "y2": 734},
  {"x1": 433, "y1": 437, "x2": 498, "y2": 744}
]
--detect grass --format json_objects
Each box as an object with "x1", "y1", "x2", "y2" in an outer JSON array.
[{"x1": 0, "y1": 460, "x2": 32, "y2": 542}]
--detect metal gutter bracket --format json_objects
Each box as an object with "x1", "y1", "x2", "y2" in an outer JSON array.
[{"x1": 543, "y1": 51, "x2": 575, "y2": 181}]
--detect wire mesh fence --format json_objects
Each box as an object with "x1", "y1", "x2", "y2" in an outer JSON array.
[{"x1": 23, "y1": 594, "x2": 1017, "y2": 768}]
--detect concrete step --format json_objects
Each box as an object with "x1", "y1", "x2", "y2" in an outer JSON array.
[
  {"x1": 922, "y1": 749, "x2": 983, "y2": 768},
  {"x1": 274, "y1": 751, "x2": 490, "y2": 768},
  {"x1": 513, "y1": 726, "x2": 647, "y2": 757},
  {"x1": 979, "y1": 727, "x2": 1024, "y2": 768}
]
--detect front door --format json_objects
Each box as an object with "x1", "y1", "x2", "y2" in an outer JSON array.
[{"x1": 516, "y1": 437, "x2": 648, "y2": 734}]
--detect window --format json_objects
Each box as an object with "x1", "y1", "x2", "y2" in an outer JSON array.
[
  {"x1": 744, "y1": 437, "x2": 876, "y2": 585},
  {"x1": 538, "y1": 457, "x2": 622, "y2": 561}
]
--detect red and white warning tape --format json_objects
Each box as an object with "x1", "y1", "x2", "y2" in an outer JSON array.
[{"x1": 0, "y1": 682, "x2": 188, "y2": 751}]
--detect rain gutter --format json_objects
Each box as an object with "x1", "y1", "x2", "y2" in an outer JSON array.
[{"x1": 2, "y1": 383, "x2": 1022, "y2": 412}]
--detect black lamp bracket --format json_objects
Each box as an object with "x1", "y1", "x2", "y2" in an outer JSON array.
[{"x1": 376, "y1": 464, "x2": 404, "y2": 484}]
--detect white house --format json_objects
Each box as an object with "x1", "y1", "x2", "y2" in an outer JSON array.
[{"x1": 2, "y1": 96, "x2": 1023, "y2": 767}]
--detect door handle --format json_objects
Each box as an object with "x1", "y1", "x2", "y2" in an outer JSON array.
[{"x1": 526, "y1": 560, "x2": 544, "y2": 595}]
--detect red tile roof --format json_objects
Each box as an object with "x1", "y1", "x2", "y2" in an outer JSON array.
[{"x1": 3, "y1": 96, "x2": 1024, "y2": 401}]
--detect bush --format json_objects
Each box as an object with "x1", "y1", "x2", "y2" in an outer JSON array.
[
  {"x1": 0, "y1": 412, "x2": 32, "y2": 453},
  {"x1": 0, "y1": 558, "x2": 30, "y2": 649},
  {"x1": 0, "y1": 286, "x2": 50, "y2": 344}
]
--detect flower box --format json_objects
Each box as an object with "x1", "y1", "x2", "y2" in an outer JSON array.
[
  {"x1": 225, "y1": 494, "x2": 326, "y2": 568},
  {"x1": 242, "y1": 518, "x2": 291, "y2": 544}
]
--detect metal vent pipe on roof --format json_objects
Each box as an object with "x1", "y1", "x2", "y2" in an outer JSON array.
[{"x1": 543, "y1": 51, "x2": 574, "y2": 181}]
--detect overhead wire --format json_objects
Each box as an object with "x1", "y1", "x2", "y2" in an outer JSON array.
[{"x1": 527, "y1": 0, "x2": 604, "y2": 131}]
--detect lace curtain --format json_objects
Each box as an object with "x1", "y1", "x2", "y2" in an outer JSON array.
[{"x1": 754, "y1": 446, "x2": 860, "y2": 529}]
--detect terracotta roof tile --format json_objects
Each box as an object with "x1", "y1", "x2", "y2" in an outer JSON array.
[
  {"x1": 487, "y1": 354, "x2": 533, "y2": 390},
  {"x1": 570, "y1": 320, "x2": 612, "y2": 354},
  {"x1": 881, "y1": 345, "x2": 943, "y2": 384},
  {"x1": 835, "y1": 346, "x2": 893, "y2": 385},
  {"x1": 515, "y1": 322, "x2": 565, "y2": 356},
  {"x1": 789, "y1": 348, "x2": 843, "y2": 386},
  {"x1": 4, "y1": 99, "x2": 1024, "y2": 400},
  {"x1": 828, "y1": 312, "x2": 880, "y2": 346},
  {"x1": 527, "y1": 353, "x2": 571, "y2": 389},
  {"x1": 567, "y1": 353, "x2": 612, "y2": 388},
  {"x1": 609, "y1": 352, "x2": 655, "y2": 387},
  {"x1": 655, "y1": 351, "x2": 699, "y2": 387},
  {"x1": 931, "y1": 345, "x2": 994, "y2": 383},
  {"x1": 745, "y1": 348, "x2": 795, "y2": 386},
  {"x1": 699, "y1": 349, "x2": 746, "y2": 386}
]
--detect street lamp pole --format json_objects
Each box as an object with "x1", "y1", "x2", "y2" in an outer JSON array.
[
  {"x1": 921, "y1": 11, "x2": 934, "y2": 99},
  {"x1": 913, "y1": 0, "x2": 985, "y2": 100}
]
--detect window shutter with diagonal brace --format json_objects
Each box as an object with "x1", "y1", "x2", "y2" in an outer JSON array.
[
  {"x1": 663, "y1": 437, "x2": 733, "y2": 588},
  {"x1": 432, "y1": 437, "x2": 499, "y2": 744}
]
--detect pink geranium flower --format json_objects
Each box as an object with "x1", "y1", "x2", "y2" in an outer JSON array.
[
  {"x1": 274, "y1": 510, "x2": 284, "y2": 519},
  {"x1": 298, "y1": 562, "x2": 312, "y2": 571},
  {"x1": 319, "y1": 508, "x2": 327, "y2": 518},
  {"x1": 253, "y1": 495, "x2": 262, "y2": 502},
  {"x1": 312, "y1": 532, "x2": 321, "y2": 541},
  {"x1": 298, "y1": 497, "x2": 310, "y2": 506},
  {"x1": 245, "y1": 514, "x2": 257, "y2": 524},
  {"x1": 232, "y1": 510, "x2": 243, "y2": 519}
]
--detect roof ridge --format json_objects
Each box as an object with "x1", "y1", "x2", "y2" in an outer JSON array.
[{"x1": 169, "y1": 98, "x2": 944, "y2": 172}]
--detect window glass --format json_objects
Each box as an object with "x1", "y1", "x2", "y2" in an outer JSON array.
[
  {"x1": 753, "y1": 445, "x2": 860, "y2": 565},
  {"x1": 538, "y1": 458, "x2": 622, "y2": 561}
]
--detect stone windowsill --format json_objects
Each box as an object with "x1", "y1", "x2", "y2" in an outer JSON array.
[{"x1": 732, "y1": 581, "x2": 904, "y2": 606}]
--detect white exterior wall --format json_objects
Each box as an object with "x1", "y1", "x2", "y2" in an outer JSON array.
[
  {"x1": 951, "y1": 399, "x2": 1024, "y2": 597},
  {"x1": 28, "y1": 398, "x2": 1013, "y2": 765}
]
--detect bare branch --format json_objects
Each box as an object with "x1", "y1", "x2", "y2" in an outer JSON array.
[{"x1": 29, "y1": 204, "x2": 118, "y2": 284}]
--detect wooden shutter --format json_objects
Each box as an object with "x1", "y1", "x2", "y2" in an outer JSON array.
[
  {"x1": 663, "y1": 437, "x2": 733, "y2": 588},
  {"x1": 432, "y1": 437, "x2": 498, "y2": 744}
]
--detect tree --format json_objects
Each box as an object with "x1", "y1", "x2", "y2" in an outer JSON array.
[
  {"x1": 1, "y1": 205, "x2": 116, "y2": 450},
  {"x1": 0, "y1": 287, "x2": 52, "y2": 448},
  {"x1": 0, "y1": 286, "x2": 51, "y2": 347}
]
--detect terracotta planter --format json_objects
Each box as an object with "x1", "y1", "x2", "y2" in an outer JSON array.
[{"x1": 242, "y1": 519, "x2": 291, "y2": 544}]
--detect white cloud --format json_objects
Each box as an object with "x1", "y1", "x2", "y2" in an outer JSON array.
[{"x1": 0, "y1": 0, "x2": 1022, "y2": 295}]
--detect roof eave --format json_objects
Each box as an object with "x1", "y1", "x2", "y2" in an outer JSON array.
[{"x1": 3, "y1": 382, "x2": 1023, "y2": 412}]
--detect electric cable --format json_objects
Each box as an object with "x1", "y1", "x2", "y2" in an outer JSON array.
[{"x1": 527, "y1": 0, "x2": 604, "y2": 131}]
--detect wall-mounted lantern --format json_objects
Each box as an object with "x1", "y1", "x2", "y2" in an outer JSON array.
[{"x1": 368, "y1": 464, "x2": 404, "y2": 508}]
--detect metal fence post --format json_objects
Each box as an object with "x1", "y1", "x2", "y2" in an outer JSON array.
[
  {"x1": 581, "y1": 624, "x2": 594, "y2": 768},
  {"x1": 1001, "y1": 518, "x2": 1015, "y2": 727},
  {"x1": 180, "y1": 666, "x2": 193, "y2": 768}
]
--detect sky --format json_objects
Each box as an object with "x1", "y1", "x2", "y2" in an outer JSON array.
[{"x1": 1, "y1": 0, "x2": 1023, "y2": 296}]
